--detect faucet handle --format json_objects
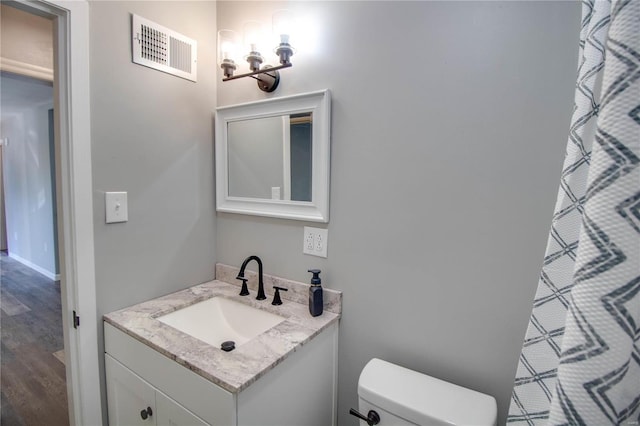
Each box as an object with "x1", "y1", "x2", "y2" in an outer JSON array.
[
  {"x1": 272, "y1": 286, "x2": 288, "y2": 305},
  {"x1": 237, "y1": 276, "x2": 250, "y2": 296}
]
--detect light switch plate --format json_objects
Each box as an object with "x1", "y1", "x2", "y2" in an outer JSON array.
[{"x1": 105, "y1": 192, "x2": 128, "y2": 223}]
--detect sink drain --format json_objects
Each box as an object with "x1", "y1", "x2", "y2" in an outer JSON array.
[{"x1": 221, "y1": 341, "x2": 236, "y2": 352}]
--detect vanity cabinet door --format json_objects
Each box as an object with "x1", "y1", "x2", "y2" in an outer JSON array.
[
  {"x1": 155, "y1": 390, "x2": 209, "y2": 426},
  {"x1": 106, "y1": 353, "x2": 210, "y2": 426},
  {"x1": 105, "y1": 323, "x2": 234, "y2": 426},
  {"x1": 106, "y1": 354, "x2": 156, "y2": 425}
]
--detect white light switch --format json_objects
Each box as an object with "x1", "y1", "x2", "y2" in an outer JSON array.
[{"x1": 105, "y1": 192, "x2": 128, "y2": 223}]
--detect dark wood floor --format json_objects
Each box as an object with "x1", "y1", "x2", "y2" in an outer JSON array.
[{"x1": 1, "y1": 251, "x2": 69, "y2": 426}]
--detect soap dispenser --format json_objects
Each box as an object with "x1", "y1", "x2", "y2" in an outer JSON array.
[{"x1": 308, "y1": 269, "x2": 323, "y2": 317}]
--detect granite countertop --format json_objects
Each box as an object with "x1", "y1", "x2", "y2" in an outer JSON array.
[{"x1": 103, "y1": 266, "x2": 341, "y2": 394}]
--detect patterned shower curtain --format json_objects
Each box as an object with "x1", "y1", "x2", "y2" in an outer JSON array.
[{"x1": 508, "y1": 0, "x2": 639, "y2": 424}]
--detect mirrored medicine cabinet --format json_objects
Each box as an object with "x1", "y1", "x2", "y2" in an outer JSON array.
[{"x1": 215, "y1": 90, "x2": 331, "y2": 222}]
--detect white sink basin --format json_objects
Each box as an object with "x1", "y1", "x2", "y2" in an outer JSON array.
[{"x1": 157, "y1": 297, "x2": 286, "y2": 349}]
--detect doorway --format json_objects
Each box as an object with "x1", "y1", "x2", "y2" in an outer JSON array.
[
  {"x1": 0, "y1": 1, "x2": 102, "y2": 424},
  {"x1": 0, "y1": 69, "x2": 66, "y2": 424}
]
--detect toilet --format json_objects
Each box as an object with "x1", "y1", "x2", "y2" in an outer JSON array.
[{"x1": 352, "y1": 358, "x2": 497, "y2": 426}]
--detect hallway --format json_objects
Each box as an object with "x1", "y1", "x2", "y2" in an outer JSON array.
[{"x1": 1, "y1": 251, "x2": 68, "y2": 426}]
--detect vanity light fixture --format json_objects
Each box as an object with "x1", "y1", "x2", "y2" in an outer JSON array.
[{"x1": 217, "y1": 10, "x2": 295, "y2": 92}]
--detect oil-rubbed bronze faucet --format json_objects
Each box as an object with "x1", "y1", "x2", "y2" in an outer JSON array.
[{"x1": 236, "y1": 255, "x2": 266, "y2": 300}]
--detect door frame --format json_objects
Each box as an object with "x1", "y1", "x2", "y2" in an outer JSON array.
[{"x1": 7, "y1": 1, "x2": 102, "y2": 424}]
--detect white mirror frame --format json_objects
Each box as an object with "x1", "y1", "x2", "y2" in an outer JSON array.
[{"x1": 215, "y1": 90, "x2": 331, "y2": 222}]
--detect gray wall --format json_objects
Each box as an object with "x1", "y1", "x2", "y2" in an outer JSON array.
[
  {"x1": 89, "y1": 1, "x2": 217, "y2": 422},
  {"x1": 228, "y1": 116, "x2": 284, "y2": 199},
  {"x1": 216, "y1": 1, "x2": 580, "y2": 424},
  {"x1": 0, "y1": 79, "x2": 57, "y2": 277}
]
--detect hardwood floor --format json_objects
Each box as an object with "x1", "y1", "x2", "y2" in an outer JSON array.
[{"x1": 1, "y1": 251, "x2": 69, "y2": 426}]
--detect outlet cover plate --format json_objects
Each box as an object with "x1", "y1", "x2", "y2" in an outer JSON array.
[{"x1": 303, "y1": 226, "x2": 328, "y2": 258}]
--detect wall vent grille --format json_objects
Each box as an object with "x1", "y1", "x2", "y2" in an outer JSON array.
[{"x1": 132, "y1": 14, "x2": 197, "y2": 82}]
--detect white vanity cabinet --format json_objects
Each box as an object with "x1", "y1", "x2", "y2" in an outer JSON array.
[
  {"x1": 106, "y1": 354, "x2": 208, "y2": 426},
  {"x1": 104, "y1": 320, "x2": 339, "y2": 426}
]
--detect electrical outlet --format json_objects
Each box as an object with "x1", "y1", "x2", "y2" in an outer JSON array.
[
  {"x1": 305, "y1": 231, "x2": 314, "y2": 251},
  {"x1": 304, "y1": 227, "x2": 315, "y2": 253},
  {"x1": 303, "y1": 227, "x2": 328, "y2": 258},
  {"x1": 315, "y1": 232, "x2": 324, "y2": 252},
  {"x1": 271, "y1": 187, "x2": 281, "y2": 200}
]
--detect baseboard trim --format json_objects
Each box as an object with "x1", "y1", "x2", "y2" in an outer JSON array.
[{"x1": 8, "y1": 252, "x2": 60, "y2": 281}]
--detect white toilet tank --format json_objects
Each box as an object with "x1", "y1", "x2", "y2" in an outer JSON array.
[{"x1": 355, "y1": 358, "x2": 497, "y2": 426}]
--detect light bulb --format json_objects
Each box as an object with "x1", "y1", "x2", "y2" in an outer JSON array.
[
  {"x1": 273, "y1": 10, "x2": 293, "y2": 46},
  {"x1": 243, "y1": 21, "x2": 264, "y2": 72},
  {"x1": 217, "y1": 30, "x2": 238, "y2": 77},
  {"x1": 218, "y1": 30, "x2": 238, "y2": 62},
  {"x1": 243, "y1": 21, "x2": 264, "y2": 54},
  {"x1": 272, "y1": 10, "x2": 295, "y2": 65}
]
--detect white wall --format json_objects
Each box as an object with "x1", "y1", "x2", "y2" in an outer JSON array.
[
  {"x1": 88, "y1": 1, "x2": 217, "y2": 423},
  {"x1": 216, "y1": 1, "x2": 580, "y2": 424},
  {"x1": 0, "y1": 83, "x2": 58, "y2": 278}
]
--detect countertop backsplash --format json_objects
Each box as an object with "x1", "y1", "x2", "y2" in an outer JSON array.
[{"x1": 215, "y1": 263, "x2": 342, "y2": 315}]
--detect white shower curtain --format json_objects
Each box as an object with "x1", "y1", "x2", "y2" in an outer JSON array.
[{"x1": 508, "y1": 0, "x2": 639, "y2": 424}]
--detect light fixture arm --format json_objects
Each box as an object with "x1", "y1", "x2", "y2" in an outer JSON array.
[
  {"x1": 222, "y1": 62, "x2": 291, "y2": 92},
  {"x1": 222, "y1": 62, "x2": 291, "y2": 82}
]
